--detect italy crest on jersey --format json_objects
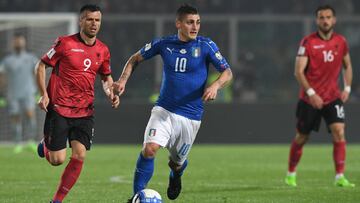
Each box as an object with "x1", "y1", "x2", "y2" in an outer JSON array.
[{"x1": 192, "y1": 47, "x2": 201, "y2": 58}]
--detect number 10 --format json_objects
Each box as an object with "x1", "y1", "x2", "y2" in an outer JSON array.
[{"x1": 175, "y1": 57, "x2": 187, "y2": 72}]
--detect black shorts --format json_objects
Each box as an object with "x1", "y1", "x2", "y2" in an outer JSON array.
[
  {"x1": 296, "y1": 98, "x2": 345, "y2": 134},
  {"x1": 43, "y1": 108, "x2": 95, "y2": 151}
]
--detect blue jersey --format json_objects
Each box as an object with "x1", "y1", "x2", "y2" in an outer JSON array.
[{"x1": 140, "y1": 35, "x2": 230, "y2": 120}]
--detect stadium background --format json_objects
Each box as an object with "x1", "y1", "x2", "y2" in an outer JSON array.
[{"x1": 1, "y1": 0, "x2": 360, "y2": 144}]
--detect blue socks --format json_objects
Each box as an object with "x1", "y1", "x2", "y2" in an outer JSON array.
[
  {"x1": 133, "y1": 153, "x2": 154, "y2": 194},
  {"x1": 170, "y1": 159, "x2": 188, "y2": 178}
]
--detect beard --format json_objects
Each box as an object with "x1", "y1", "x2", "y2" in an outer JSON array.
[{"x1": 319, "y1": 24, "x2": 333, "y2": 34}]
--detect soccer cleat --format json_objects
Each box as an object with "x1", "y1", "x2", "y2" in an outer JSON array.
[
  {"x1": 167, "y1": 173, "x2": 182, "y2": 200},
  {"x1": 13, "y1": 144, "x2": 23, "y2": 154},
  {"x1": 37, "y1": 139, "x2": 45, "y2": 158},
  {"x1": 285, "y1": 174, "x2": 297, "y2": 187},
  {"x1": 335, "y1": 176, "x2": 355, "y2": 187},
  {"x1": 50, "y1": 200, "x2": 61, "y2": 203},
  {"x1": 127, "y1": 195, "x2": 135, "y2": 203}
]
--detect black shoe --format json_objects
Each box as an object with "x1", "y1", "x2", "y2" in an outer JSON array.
[
  {"x1": 127, "y1": 195, "x2": 135, "y2": 203},
  {"x1": 167, "y1": 174, "x2": 182, "y2": 200},
  {"x1": 37, "y1": 139, "x2": 45, "y2": 158}
]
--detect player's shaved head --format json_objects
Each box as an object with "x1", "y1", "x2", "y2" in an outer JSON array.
[
  {"x1": 315, "y1": 5, "x2": 336, "y2": 17},
  {"x1": 80, "y1": 4, "x2": 101, "y2": 19},
  {"x1": 176, "y1": 4, "x2": 199, "y2": 21}
]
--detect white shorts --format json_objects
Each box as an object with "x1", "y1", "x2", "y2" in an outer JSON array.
[{"x1": 144, "y1": 106, "x2": 201, "y2": 165}]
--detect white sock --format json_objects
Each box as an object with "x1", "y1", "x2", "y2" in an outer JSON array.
[
  {"x1": 335, "y1": 173, "x2": 344, "y2": 180},
  {"x1": 287, "y1": 172, "x2": 296, "y2": 176}
]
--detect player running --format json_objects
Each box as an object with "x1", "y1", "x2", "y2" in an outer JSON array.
[
  {"x1": 113, "y1": 4, "x2": 233, "y2": 202},
  {"x1": 285, "y1": 5, "x2": 354, "y2": 187},
  {"x1": 35, "y1": 4, "x2": 119, "y2": 203}
]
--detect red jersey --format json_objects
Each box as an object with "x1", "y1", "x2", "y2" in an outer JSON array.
[
  {"x1": 41, "y1": 33, "x2": 111, "y2": 118},
  {"x1": 297, "y1": 32, "x2": 348, "y2": 104}
]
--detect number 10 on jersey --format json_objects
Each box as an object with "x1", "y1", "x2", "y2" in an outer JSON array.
[{"x1": 175, "y1": 57, "x2": 187, "y2": 72}]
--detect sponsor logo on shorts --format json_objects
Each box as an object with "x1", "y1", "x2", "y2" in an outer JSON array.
[{"x1": 148, "y1": 128, "x2": 156, "y2": 137}]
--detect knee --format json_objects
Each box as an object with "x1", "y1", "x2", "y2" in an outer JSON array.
[
  {"x1": 295, "y1": 133, "x2": 309, "y2": 145},
  {"x1": 71, "y1": 152, "x2": 86, "y2": 161},
  {"x1": 142, "y1": 144, "x2": 159, "y2": 158},
  {"x1": 49, "y1": 156, "x2": 66, "y2": 166},
  {"x1": 332, "y1": 127, "x2": 345, "y2": 141}
]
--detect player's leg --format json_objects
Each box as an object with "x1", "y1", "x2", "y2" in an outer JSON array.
[
  {"x1": 286, "y1": 100, "x2": 320, "y2": 186},
  {"x1": 132, "y1": 143, "x2": 161, "y2": 193},
  {"x1": 37, "y1": 109, "x2": 68, "y2": 165},
  {"x1": 323, "y1": 99, "x2": 354, "y2": 187},
  {"x1": 167, "y1": 114, "x2": 200, "y2": 200},
  {"x1": 52, "y1": 141, "x2": 86, "y2": 202},
  {"x1": 132, "y1": 107, "x2": 171, "y2": 195},
  {"x1": 9, "y1": 99, "x2": 23, "y2": 153},
  {"x1": 23, "y1": 95, "x2": 37, "y2": 152},
  {"x1": 51, "y1": 115, "x2": 93, "y2": 202}
]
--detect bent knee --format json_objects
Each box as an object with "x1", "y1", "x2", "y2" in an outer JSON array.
[
  {"x1": 142, "y1": 143, "x2": 160, "y2": 158},
  {"x1": 49, "y1": 156, "x2": 66, "y2": 166}
]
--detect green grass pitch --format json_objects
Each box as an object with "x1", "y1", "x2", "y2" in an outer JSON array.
[{"x1": 0, "y1": 144, "x2": 359, "y2": 202}]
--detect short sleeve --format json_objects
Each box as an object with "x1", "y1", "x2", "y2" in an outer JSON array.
[
  {"x1": 205, "y1": 39, "x2": 230, "y2": 72},
  {"x1": 139, "y1": 38, "x2": 162, "y2": 60},
  {"x1": 297, "y1": 38, "x2": 309, "y2": 57},
  {"x1": 99, "y1": 47, "x2": 111, "y2": 75},
  {"x1": 41, "y1": 37, "x2": 64, "y2": 67}
]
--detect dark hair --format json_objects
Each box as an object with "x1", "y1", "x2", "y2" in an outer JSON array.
[
  {"x1": 80, "y1": 4, "x2": 101, "y2": 14},
  {"x1": 176, "y1": 4, "x2": 199, "y2": 21},
  {"x1": 315, "y1": 5, "x2": 336, "y2": 16}
]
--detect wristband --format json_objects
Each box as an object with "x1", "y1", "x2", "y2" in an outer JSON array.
[
  {"x1": 306, "y1": 88, "x2": 316, "y2": 96},
  {"x1": 344, "y1": 86, "x2": 351, "y2": 93}
]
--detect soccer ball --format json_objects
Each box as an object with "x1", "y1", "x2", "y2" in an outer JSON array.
[{"x1": 132, "y1": 189, "x2": 162, "y2": 203}]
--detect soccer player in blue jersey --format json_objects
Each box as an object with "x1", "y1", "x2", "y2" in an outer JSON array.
[{"x1": 113, "y1": 4, "x2": 233, "y2": 201}]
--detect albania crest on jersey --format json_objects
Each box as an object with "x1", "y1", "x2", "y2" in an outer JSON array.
[{"x1": 192, "y1": 47, "x2": 201, "y2": 58}]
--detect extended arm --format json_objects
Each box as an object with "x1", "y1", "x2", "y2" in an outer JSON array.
[
  {"x1": 202, "y1": 68, "x2": 233, "y2": 101},
  {"x1": 113, "y1": 51, "x2": 144, "y2": 96},
  {"x1": 294, "y1": 56, "x2": 323, "y2": 109}
]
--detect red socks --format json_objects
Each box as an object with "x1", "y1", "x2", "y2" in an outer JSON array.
[
  {"x1": 288, "y1": 140, "x2": 304, "y2": 173},
  {"x1": 288, "y1": 139, "x2": 346, "y2": 174},
  {"x1": 53, "y1": 157, "x2": 84, "y2": 201},
  {"x1": 333, "y1": 141, "x2": 346, "y2": 174}
]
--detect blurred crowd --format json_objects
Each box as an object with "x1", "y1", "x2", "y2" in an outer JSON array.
[{"x1": 0, "y1": 0, "x2": 358, "y2": 15}]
